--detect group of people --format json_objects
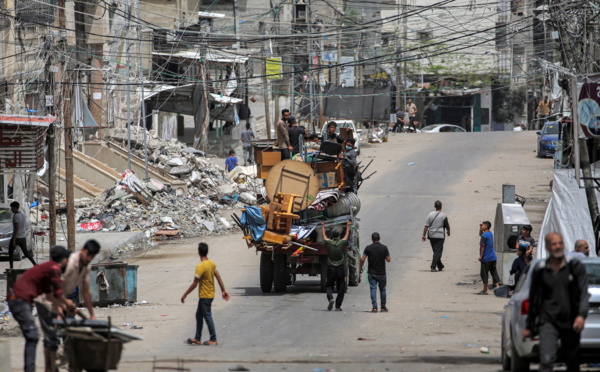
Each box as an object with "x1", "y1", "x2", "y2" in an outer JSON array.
[
  {"x1": 321, "y1": 221, "x2": 391, "y2": 313},
  {"x1": 392, "y1": 98, "x2": 418, "y2": 133},
  {"x1": 9, "y1": 240, "x2": 101, "y2": 372}
]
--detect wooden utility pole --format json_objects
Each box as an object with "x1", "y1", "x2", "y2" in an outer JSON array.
[
  {"x1": 48, "y1": 124, "x2": 56, "y2": 247},
  {"x1": 58, "y1": 0, "x2": 75, "y2": 251}
]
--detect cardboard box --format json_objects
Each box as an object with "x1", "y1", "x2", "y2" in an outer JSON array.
[{"x1": 317, "y1": 172, "x2": 338, "y2": 188}]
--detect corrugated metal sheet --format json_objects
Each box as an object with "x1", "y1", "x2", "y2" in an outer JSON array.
[{"x1": 0, "y1": 116, "x2": 55, "y2": 174}]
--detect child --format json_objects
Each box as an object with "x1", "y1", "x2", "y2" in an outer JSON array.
[
  {"x1": 510, "y1": 245, "x2": 528, "y2": 287},
  {"x1": 225, "y1": 149, "x2": 238, "y2": 172},
  {"x1": 181, "y1": 242, "x2": 230, "y2": 345}
]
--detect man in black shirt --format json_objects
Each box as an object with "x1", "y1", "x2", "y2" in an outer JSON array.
[
  {"x1": 360, "y1": 232, "x2": 391, "y2": 312},
  {"x1": 287, "y1": 117, "x2": 306, "y2": 156},
  {"x1": 325, "y1": 121, "x2": 345, "y2": 144},
  {"x1": 524, "y1": 233, "x2": 589, "y2": 372}
]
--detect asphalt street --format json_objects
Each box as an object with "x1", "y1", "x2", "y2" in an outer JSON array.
[{"x1": 5, "y1": 131, "x2": 566, "y2": 371}]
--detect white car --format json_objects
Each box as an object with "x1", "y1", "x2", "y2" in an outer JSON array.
[
  {"x1": 421, "y1": 124, "x2": 466, "y2": 133},
  {"x1": 320, "y1": 120, "x2": 362, "y2": 155}
]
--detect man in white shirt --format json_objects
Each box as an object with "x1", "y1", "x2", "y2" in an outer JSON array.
[
  {"x1": 9, "y1": 201, "x2": 36, "y2": 268},
  {"x1": 567, "y1": 239, "x2": 590, "y2": 259}
]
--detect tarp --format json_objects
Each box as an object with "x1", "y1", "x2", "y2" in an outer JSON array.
[
  {"x1": 241, "y1": 206, "x2": 266, "y2": 241},
  {"x1": 538, "y1": 168, "x2": 598, "y2": 258}
]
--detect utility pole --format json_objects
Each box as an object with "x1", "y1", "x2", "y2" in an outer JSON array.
[
  {"x1": 233, "y1": 0, "x2": 240, "y2": 49},
  {"x1": 402, "y1": 0, "x2": 408, "y2": 109},
  {"x1": 307, "y1": 0, "x2": 314, "y2": 131},
  {"x1": 47, "y1": 124, "x2": 56, "y2": 247},
  {"x1": 396, "y1": 0, "x2": 402, "y2": 111},
  {"x1": 125, "y1": 0, "x2": 132, "y2": 169},
  {"x1": 58, "y1": 0, "x2": 75, "y2": 251},
  {"x1": 136, "y1": 0, "x2": 149, "y2": 179}
]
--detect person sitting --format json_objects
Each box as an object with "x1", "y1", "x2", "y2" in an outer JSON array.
[
  {"x1": 510, "y1": 245, "x2": 528, "y2": 287},
  {"x1": 324, "y1": 121, "x2": 344, "y2": 144},
  {"x1": 306, "y1": 133, "x2": 320, "y2": 150}
]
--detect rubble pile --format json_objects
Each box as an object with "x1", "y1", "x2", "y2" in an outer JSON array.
[{"x1": 41, "y1": 127, "x2": 261, "y2": 239}]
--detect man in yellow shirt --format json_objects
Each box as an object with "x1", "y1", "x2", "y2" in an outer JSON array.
[
  {"x1": 536, "y1": 96, "x2": 551, "y2": 127},
  {"x1": 181, "y1": 242, "x2": 230, "y2": 345}
]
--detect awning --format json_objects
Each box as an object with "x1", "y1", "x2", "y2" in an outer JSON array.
[
  {"x1": 141, "y1": 84, "x2": 194, "y2": 101},
  {"x1": 209, "y1": 93, "x2": 242, "y2": 104},
  {"x1": 0, "y1": 115, "x2": 55, "y2": 127}
]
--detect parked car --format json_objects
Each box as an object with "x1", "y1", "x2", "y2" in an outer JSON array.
[
  {"x1": 536, "y1": 122, "x2": 559, "y2": 158},
  {"x1": 421, "y1": 124, "x2": 466, "y2": 133},
  {"x1": 497, "y1": 257, "x2": 600, "y2": 371},
  {"x1": 320, "y1": 120, "x2": 362, "y2": 155},
  {"x1": 0, "y1": 203, "x2": 33, "y2": 261}
]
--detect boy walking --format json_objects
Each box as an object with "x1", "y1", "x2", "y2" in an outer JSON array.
[
  {"x1": 478, "y1": 221, "x2": 501, "y2": 295},
  {"x1": 360, "y1": 232, "x2": 391, "y2": 312},
  {"x1": 225, "y1": 150, "x2": 238, "y2": 172},
  {"x1": 181, "y1": 242, "x2": 230, "y2": 345}
]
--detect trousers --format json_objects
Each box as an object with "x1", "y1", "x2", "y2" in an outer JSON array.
[
  {"x1": 480, "y1": 260, "x2": 501, "y2": 286},
  {"x1": 368, "y1": 273, "x2": 387, "y2": 309},
  {"x1": 8, "y1": 299, "x2": 39, "y2": 372},
  {"x1": 538, "y1": 322, "x2": 581, "y2": 372},
  {"x1": 429, "y1": 238, "x2": 445, "y2": 270},
  {"x1": 326, "y1": 265, "x2": 346, "y2": 309},
  {"x1": 9, "y1": 238, "x2": 36, "y2": 268},
  {"x1": 195, "y1": 298, "x2": 216, "y2": 342}
]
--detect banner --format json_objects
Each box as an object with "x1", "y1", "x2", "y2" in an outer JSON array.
[{"x1": 266, "y1": 57, "x2": 282, "y2": 80}]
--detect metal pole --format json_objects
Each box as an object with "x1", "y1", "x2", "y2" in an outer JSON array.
[
  {"x1": 125, "y1": 0, "x2": 132, "y2": 170},
  {"x1": 307, "y1": 0, "x2": 314, "y2": 130},
  {"x1": 47, "y1": 124, "x2": 56, "y2": 247},
  {"x1": 136, "y1": 0, "x2": 148, "y2": 179}
]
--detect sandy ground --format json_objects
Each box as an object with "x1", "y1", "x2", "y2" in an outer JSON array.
[{"x1": 3, "y1": 130, "x2": 573, "y2": 372}]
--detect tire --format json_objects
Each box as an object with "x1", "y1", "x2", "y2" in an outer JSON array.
[
  {"x1": 320, "y1": 256, "x2": 328, "y2": 293},
  {"x1": 511, "y1": 339, "x2": 530, "y2": 372},
  {"x1": 348, "y1": 233, "x2": 360, "y2": 286},
  {"x1": 537, "y1": 145, "x2": 543, "y2": 158},
  {"x1": 273, "y1": 254, "x2": 287, "y2": 293},
  {"x1": 259, "y1": 252, "x2": 274, "y2": 293},
  {"x1": 501, "y1": 327, "x2": 511, "y2": 371}
]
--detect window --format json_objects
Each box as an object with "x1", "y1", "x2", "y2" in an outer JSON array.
[{"x1": 585, "y1": 263, "x2": 600, "y2": 286}]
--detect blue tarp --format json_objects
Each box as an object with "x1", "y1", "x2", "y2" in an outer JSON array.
[{"x1": 241, "y1": 206, "x2": 266, "y2": 241}]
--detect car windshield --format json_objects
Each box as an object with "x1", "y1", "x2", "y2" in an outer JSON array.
[
  {"x1": 422, "y1": 125, "x2": 441, "y2": 131},
  {"x1": 0, "y1": 208, "x2": 13, "y2": 223},
  {"x1": 543, "y1": 124, "x2": 560, "y2": 135},
  {"x1": 585, "y1": 262, "x2": 600, "y2": 286}
]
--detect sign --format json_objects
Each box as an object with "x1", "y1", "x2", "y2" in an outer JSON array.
[
  {"x1": 93, "y1": 92, "x2": 102, "y2": 100},
  {"x1": 0, "y1": 115, "x2": 54, "y2": 173},
  {"x1": 312, "y1": 55, "x2": 319, "y2": 68},
  {"x1": 319, "y1": 73, "x2": 326, "y2": 86},
  {"x1": 45, "y1": 95, "x2": 54, "y2": 107},
  {"x1": 266, "y1": 57, "x2": 282, "y2": 80},
  {"x1": 322, "y1": 51, "x2": 337, "y2": 62},
  {"x1": 340, "y1": 57, "x2": 355, "y2": 87}
]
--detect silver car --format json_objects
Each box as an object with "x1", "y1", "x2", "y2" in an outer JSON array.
[
  {"x1": 0, "y1": 204, "x2": 34, "y2": 261},
  {"x1": 320, "y1": 120, "x2": 362, "y2": 155},
  {"x1": 497, "y1": 258, "x2": 600, "y2": 371}
]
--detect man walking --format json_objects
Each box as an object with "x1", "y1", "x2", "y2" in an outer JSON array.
[
  {"x1": 35, "y1": 240, "x2": 101, "y2": 371},
  {"x1": 240, "y1": 123, "x2": 255, "y2": 166},
  {"x1": 406, "y1": 98, "x2": 417, "y2": 132},
  {"x1": 478, "y1": 221, "x2": 501, "y2": 295},
  {"x1": 276, "y1": 109, "x2": 293, "y2": 160},
  {"x1": 536, "y1": 95, "x2": 551, "y2": 127},
  {"x1": 360, "y1": 232, "x2": 391, "y2": 312},
  {"x1": 181, "y1": 242, "x2": 230, "y2": 346},
  {"x1": 422, "y1": 200, "x2": 450, "y2": 272},
  {"x1": 322, "y1": 221, "x2": 351, "y2": 311},
  {"x1": 523, "y1": 233, "x2": 589, "y2": 372},
  {"x1": 516, "y1": 224, "x2": 536, "y2": 262},
  {"x1": 287, "y1": 116, "x2": 306, "y2": 156},
  {"x1": 8, "y1": 246, "x2": 74, "y2": 372},
  {"x1": 9, "y1": 201, "x2": 36, "y2": 268}
]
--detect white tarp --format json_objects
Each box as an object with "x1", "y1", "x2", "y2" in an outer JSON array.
[{"x1": 538, "y1": 168, "x2": 598, "y2": 258}]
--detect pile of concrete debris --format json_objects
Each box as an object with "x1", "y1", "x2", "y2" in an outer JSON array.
[{"x1": 38, "y1": 128, "x2": 261, "y2": 239}]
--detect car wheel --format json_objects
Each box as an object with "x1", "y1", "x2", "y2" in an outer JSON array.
[
  {"x1": 501, "y1": 327, "x2": 511, "y2": 371},
  {"x1": 511, "y1": 340, "x2": 530, "y2": 372}
]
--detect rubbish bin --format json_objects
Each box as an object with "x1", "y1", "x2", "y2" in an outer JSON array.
[{"x1": 86, "y1": 262, "x2": 139, "y2": 307}]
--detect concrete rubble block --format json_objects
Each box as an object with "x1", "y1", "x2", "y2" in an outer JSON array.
[
  {"x1": 239, "y1": 192, "x2": 257, "y2": 205},
  {"x1": 169, "y1": 166, "x2": 192, "y2": 175},
  {"x1": 167, "y1": 158, "x2": 184, "y2": 167},
  {"x1": 217, "y1": 184, "x2": 235, "y2": 197},
  {"x1": 158, "y1": 155, "x2": 169, "y2": 164},
  {"x1": 183, "y1": 147, "x2": 205, "y2": 156},
  {"x1": 189, "y1": 171, "x2": 201, "y2": 184}
]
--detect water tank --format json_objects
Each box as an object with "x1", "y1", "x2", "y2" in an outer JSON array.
[{"x1": 310, "y1": 193, "x2": 361, "y2": 218}]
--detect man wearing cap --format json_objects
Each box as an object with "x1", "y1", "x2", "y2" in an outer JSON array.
[
  {"x1": 7, "y1": 246, "x2": 74, "y2": 372},
  {"x1": 35, "y1": 239, "x2": 101, "y2": 371}
]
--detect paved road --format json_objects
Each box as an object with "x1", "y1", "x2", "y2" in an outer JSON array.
[{"x1": 6, "y1": 131, "x2": 559, "y2": 371}]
